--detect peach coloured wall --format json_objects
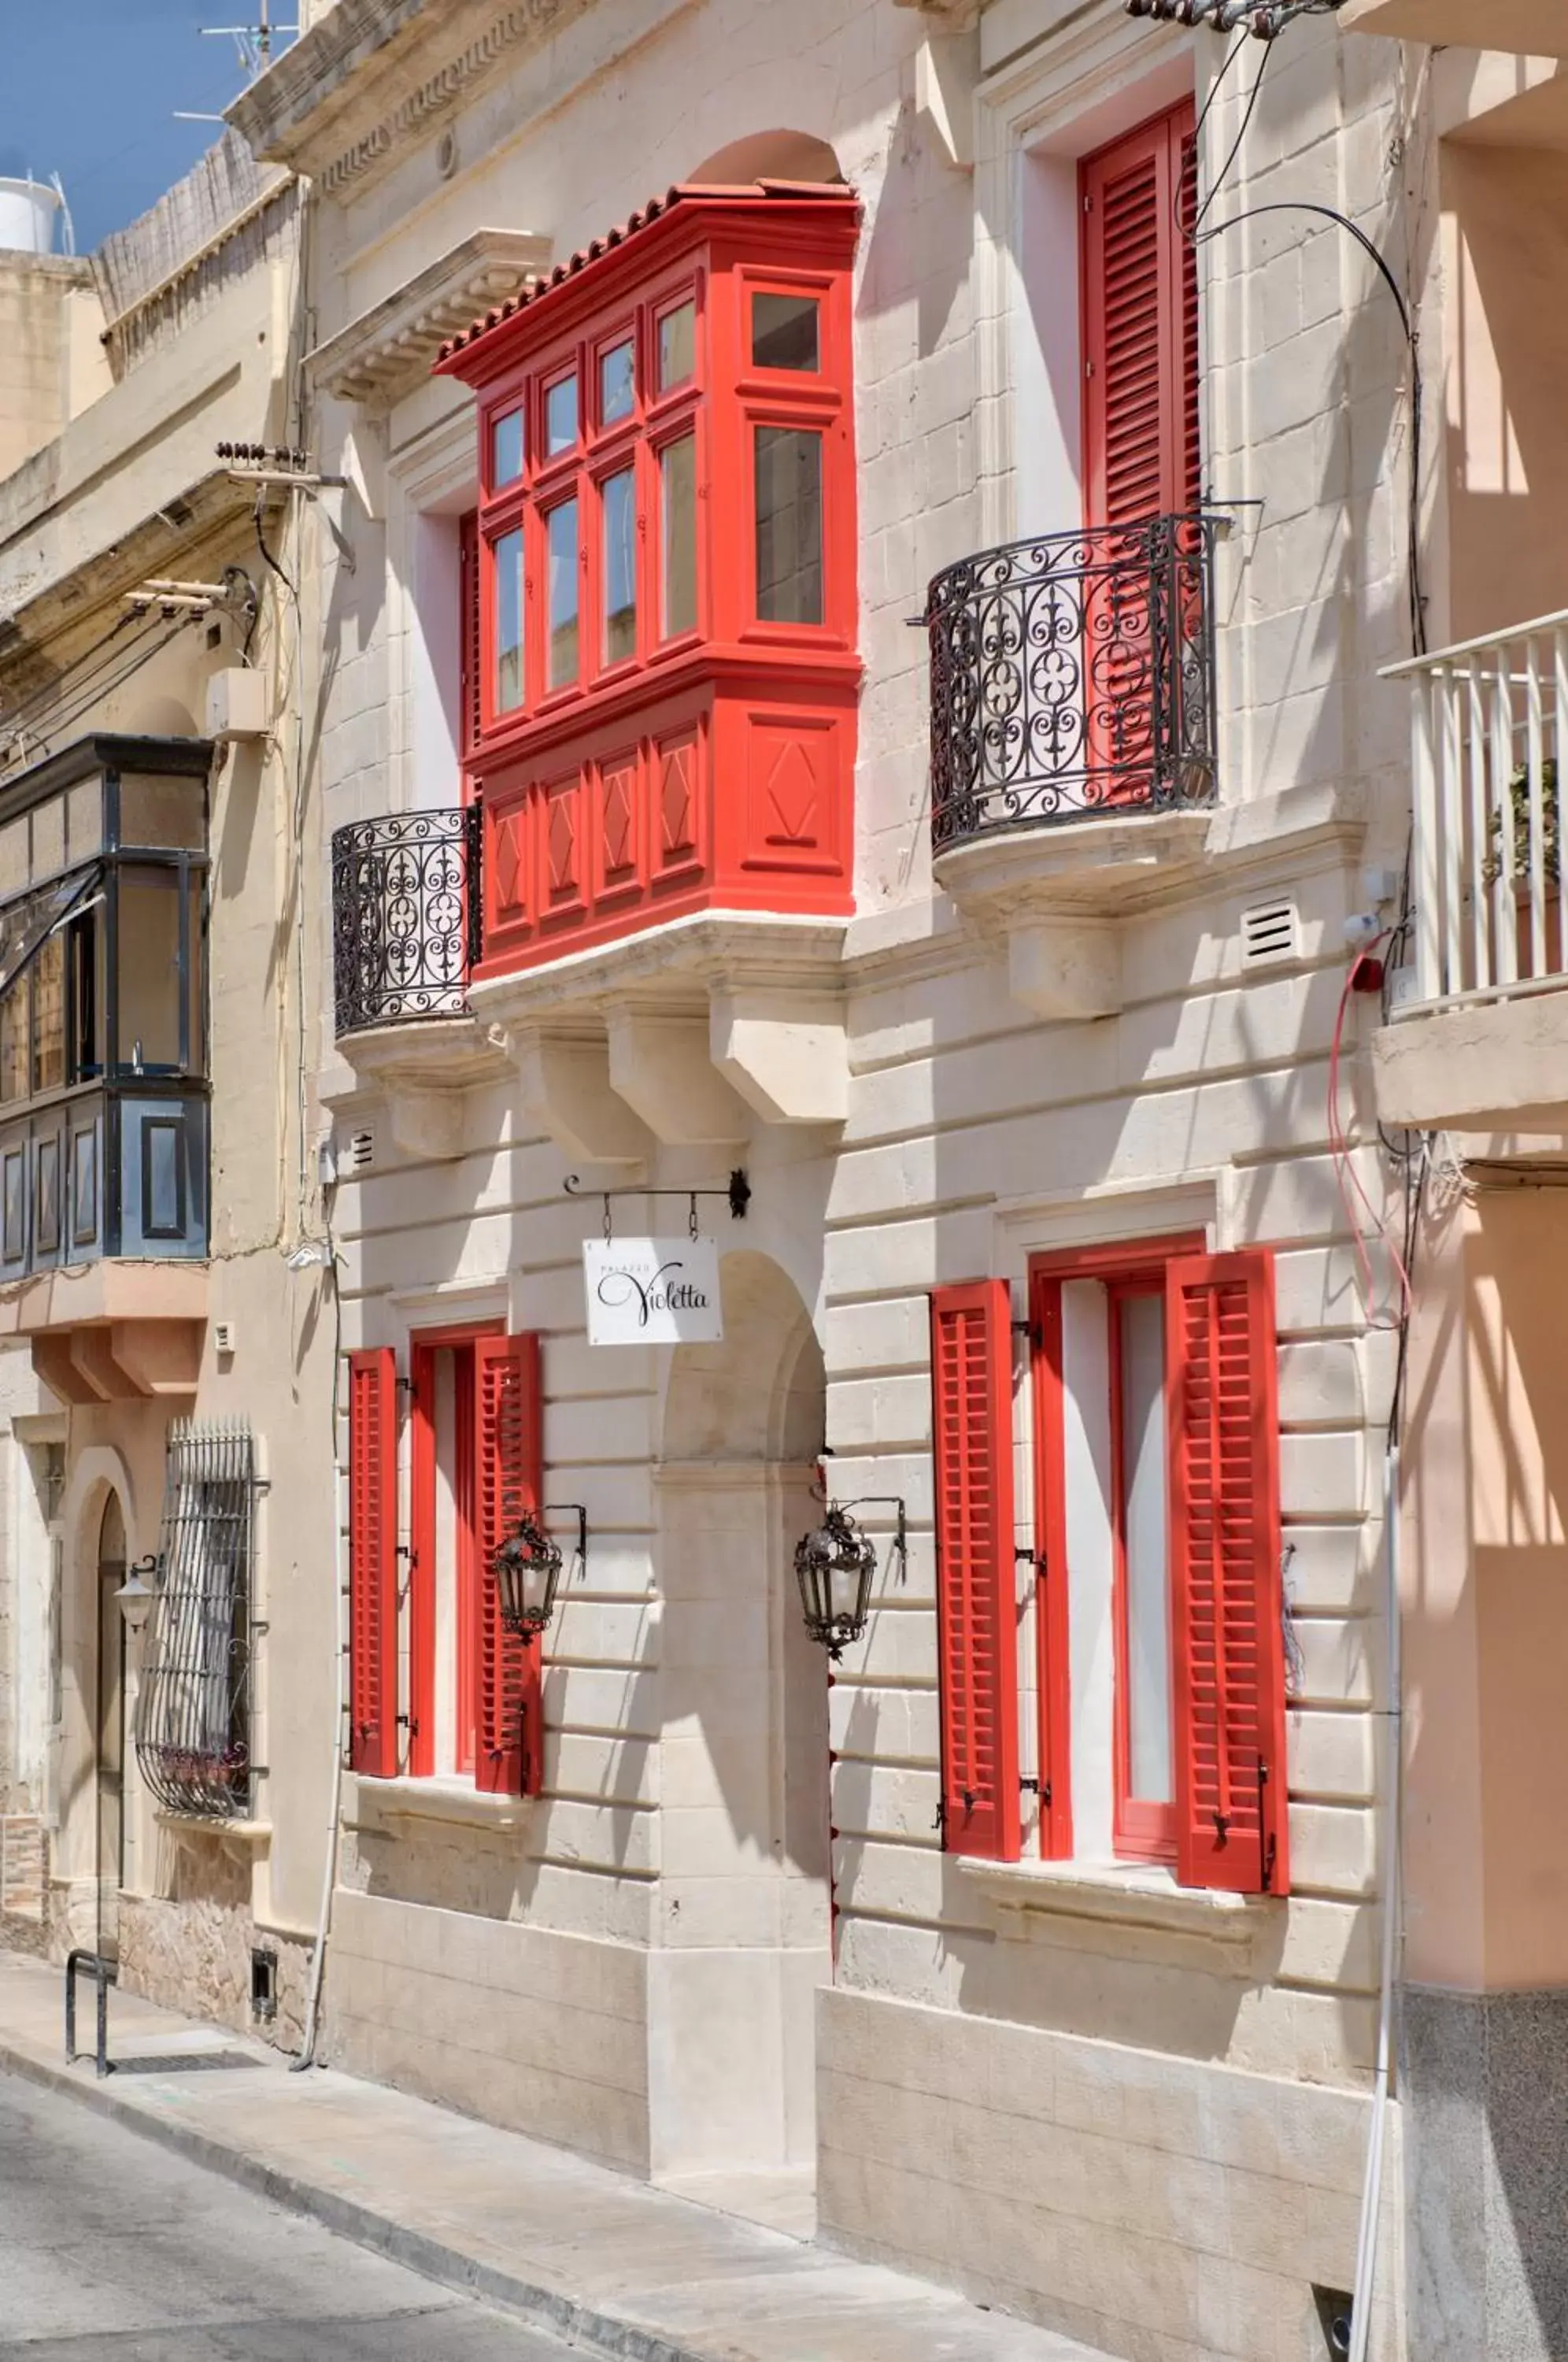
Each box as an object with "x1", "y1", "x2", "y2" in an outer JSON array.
[
  {"x1": 1404, "y1": 1184, "x2": 1568, "y2": 1992},
  {"x1": 1440, "y1": 139, "x2": 1568, "y2": 643}
]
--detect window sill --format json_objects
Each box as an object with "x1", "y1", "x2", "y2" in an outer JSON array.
[
  {"x1": 955, "y1": 1855, "x2": 1281, "y2": 1968},
  {"x1": 153, "y1": 1812, "x2": 272, "y2": 1870},
  {"x1": 343, "y1": 1774, "x2": 529, "y2": 1834}
]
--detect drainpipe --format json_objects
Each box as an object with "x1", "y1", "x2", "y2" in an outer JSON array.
[
  {"x1": 294, "y1": 1288, "x2": 344, "y2": 2072},
  {"x1": 1349, "y1": 1442, "x2": 1403, "y2": 2361}
]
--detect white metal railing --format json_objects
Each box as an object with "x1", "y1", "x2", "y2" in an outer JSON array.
[{"x1": 1390, "y1": 610, "x2": 1568, "y2": 1012}]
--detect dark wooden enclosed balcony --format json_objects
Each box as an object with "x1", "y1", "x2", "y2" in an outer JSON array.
[{"x1": 924, "y1": 513, "x2": 1220, "y2": 853}]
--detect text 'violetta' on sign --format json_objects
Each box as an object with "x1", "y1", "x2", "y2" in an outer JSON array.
[{"x1": 582, "y1": 1236, "x2": 724, "y2": 1346}]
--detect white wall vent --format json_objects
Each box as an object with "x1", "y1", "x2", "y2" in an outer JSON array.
[
  {"x1": 349, "y1": 1129, "x2": 375, "y2": 1172},
  {"x1": 1241, "y1": 898, "x2": 1299, "y2": 968},
  {"x1": 213, "y1": 1320, "x2": 236, "y2": 1357}
]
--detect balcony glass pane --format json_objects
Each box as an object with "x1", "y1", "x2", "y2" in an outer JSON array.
[
  {"x1": 118, "y1": 775, "x2": 204, "y2": 850},
  {"x1": 71, "y1": 905, "x2": 103, "y2": 1079},
  {"x1": 658, "y1": 301, "x2": 695, "y2": 392},
  {"x1": 187, "y1": 874, "x2": 205, "y2": 1072},
  {"x1": 31, "y1": 933, "x2": 64, "y2": 1096},
  {"x1": 0, "y1": 821, "x2": 25, "y2": 901},
  {"x1": 600, "y1": 340, "x2": 634, "y2": 428},
  {"x1": 602, "y1": 468, "x2": 637, "y2": 667},
  {"x1": 660, "y1": 435, "x2": 697, "y2": 639},
  {"x1": 753, "y1": 292, "x2": 819, "y2": 373},
  {"x1": 0, "y1": 978, "x2": 26, "y2": 1105},
  {"x1": 548, "y1": 498, "x2": 579, "y2": 690},
  {"x1": 494, "y1": 527, "x2": 523, "y2": 714},
  {"x1": 116, "y1": 870, "x2": 182, "y2": 1071},
  {"x1": 68, "y1": 779, "x2": 102, "y2": 864},
  {"x1": 30, "y1": 796, "x2": 65, "y2": 882},
  {"x1": 754, "y1": 427, "x2": 823, "y2": 624},
  {"x1": 491, "y1": 408, "x2": 523, "y2": 488},
  {"x1": 545, "y1": 373, "x2": 578, "y2": 457}
]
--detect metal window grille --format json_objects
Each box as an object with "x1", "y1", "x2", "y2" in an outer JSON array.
[{"x1": 134, "y1": 1420, "x2": 257, "y2": 1819}]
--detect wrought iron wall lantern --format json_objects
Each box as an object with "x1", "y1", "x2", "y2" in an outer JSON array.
[
  {"x1": 793, "y1": 1497, "x2": 908, "y2": 1660},
  {"x1": 494, "y1": 1506, "x2": 588, "y2": 1639},
  {"x1": 114, "y1": 1554, "x2": 158, "y2": 1632}
]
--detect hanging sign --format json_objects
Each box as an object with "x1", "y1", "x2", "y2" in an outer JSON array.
[{"x1": 583, "y1": 1235, "x2": 723, "y2": 1346}]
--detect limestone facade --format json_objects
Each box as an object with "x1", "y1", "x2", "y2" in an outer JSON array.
[{"x1": 212, "y1": 0, "x2": 1561, "y2": 2355}]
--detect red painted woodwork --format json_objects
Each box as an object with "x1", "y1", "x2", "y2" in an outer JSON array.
[
  {"x1": 930, "y1": 1281, "x2": 1021, "y2": 1863},
  {"x1": 1081, "y1": 101, "x2": 1200, "y2": 527},
  {"x1": 1166, "y1": 1249, "x2": 1289, "y2": 1896},
  {"x1": 460, "y1": 509, "x2": 482, "y2": 787},
  {"x1": 474, "y1": 1333, "x2": 545, "y2": 1798},
  {"x1": 347, "y1": 1348, "x2": 398, "y2": 1779},
  {"x1": 435, "y1": 183, "x2": 861, "y2": 976}
]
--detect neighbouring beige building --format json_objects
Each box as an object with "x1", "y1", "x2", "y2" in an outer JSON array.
[{"x1": 0, "y1": 135, "x2": 338, "y2": 2049}]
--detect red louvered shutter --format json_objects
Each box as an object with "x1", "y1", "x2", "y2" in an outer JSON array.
[
  {"x1": 459, "y1": 509, "x2": 481, "y2": 777},
  {"x1": 930, "y1": 1282, "x2": 1020, "y2": 1862},
  {"x1": 1167, "y1": 1250, "x2": 1289, "y2": 1896},
  {"x1": 1082, "y1": 101, "x2": 1200, "y2": 528},
  {"x1": 474, "y1": 1333, "x2": 543, "y2": 1797},
  {"x1": 347, "y1": 1348, "x2": 398, "y2": 1779}
]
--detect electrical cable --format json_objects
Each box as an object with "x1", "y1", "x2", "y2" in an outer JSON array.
[
  {"x1": 0, "y1": 611, "x2": 145, "y2": 747},
  {"x1": 253, "y1": 486, "x2": 299, "y2": 602},
  {"x1": 2, "y1": 616, "x2": 203, "y2": 771}
]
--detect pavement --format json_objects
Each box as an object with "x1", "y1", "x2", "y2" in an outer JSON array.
[
  {"x1": 0, "y1": 1949, "x2": 1111, "y2": 2362},
  {"x1": 0, "y1": 2067, "x2": 576, "y2": 2359}
]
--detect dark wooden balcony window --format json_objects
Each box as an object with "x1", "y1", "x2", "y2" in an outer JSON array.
[{"x1": 0, "y1": 734, "x2": 210, "y2": 1281}]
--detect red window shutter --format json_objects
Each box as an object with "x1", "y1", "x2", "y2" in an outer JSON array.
[
  {"x1": 930, "y1": 1282, "x2": 1020, "y2": 1862},
  {"x1": 1082, "y1": 102, "x2": 1200, "y2": 527},
  {"x1": 1167, "y1": 1250, "x2": 1289, "y2": 1896},
  {"x1": 460, "y1": 509, "x2": 481, "y2": 770},
  {"x1": 347, "y1": 1348, "x2": 398, "y2": 1779},
  {"x1": 474, "y1": 1333, "x2": 544, "y2": 1797}
]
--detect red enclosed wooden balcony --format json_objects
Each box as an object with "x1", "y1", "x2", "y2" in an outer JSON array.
[{"x1": 435, "y1": 181, "x2": 862, "y2": 981}]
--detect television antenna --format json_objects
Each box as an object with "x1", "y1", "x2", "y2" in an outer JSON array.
[{"x1": 174, "y1": 0, "x2": 298, "y2": 117}]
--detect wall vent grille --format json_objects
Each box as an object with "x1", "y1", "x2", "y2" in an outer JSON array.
[
  {"x1": 349, "y1": 1130, "x2": 375, "y2": 1172},
  {"x1": 1241, "y1": 898, "x2": 1299, "y2": 967}
]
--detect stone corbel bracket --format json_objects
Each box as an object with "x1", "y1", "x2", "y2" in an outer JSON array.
[
  {"x1": 305, "y1": 229, "x2": 551, "y2": 409},
  {"x1": 469, "y1": 915, "x2": 850, "y2": 1159},
  {"x1": 937, "y1": 812, "x2": 1211, "y2": 1020},
  {"x1": 327, "y1": 1013, "x2": 512, "y2": 1160},
  {"x1": 937, "y1": 782, "x2": 1368, "y2": 1020}
]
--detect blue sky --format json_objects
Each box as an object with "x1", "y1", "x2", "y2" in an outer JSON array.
[{"x1": 0, "y1": 1, "x2": 298, "y2": 254}]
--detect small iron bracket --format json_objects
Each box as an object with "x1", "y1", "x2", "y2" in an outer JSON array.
[
  {"x1": 545, "y1": 1502, "x2": 590, "y2": 1574},
  {"x1": 835, "y1": 1495, "x2": 908, "y2": 1583},
  {"x1": 565, "y1": 1169, "x2": 750, "y2": 1241}
]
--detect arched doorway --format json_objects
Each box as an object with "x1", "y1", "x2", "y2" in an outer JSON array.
[
  {"x1": 94, "y1": 1492, "x2": 128, "y2": 1952},
  {"x1": 653, "y1": 1251, "x2": 830, "y2": 2207}
]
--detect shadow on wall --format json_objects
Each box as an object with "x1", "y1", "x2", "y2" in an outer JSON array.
[{"x1": 1441, "y1": 137, "x2": 1568, "y2": 645}]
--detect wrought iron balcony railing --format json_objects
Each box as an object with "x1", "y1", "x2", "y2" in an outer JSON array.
[
  {"x1": 924, "y1": 513, "x2": 1221, "y2": 852},
  {"x1": 332, "y1": 805, "x2": 483, "y2": 1036}
]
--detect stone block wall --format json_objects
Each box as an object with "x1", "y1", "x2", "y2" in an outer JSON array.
[
  {"x1": 326, "y1": 1889, "x2": 651, "y2": 2173},
  {"x1": 819, "y1": 1986, "x2": 1402, "y2": 2362}
]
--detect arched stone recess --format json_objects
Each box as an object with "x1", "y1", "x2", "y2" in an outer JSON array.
[
  {"x1": 651, "y1": 1249, "x2": 831, "y2": 2191},
  {"x1": 53, "y1": 1447, "x2": 140, "y2": 1955}
]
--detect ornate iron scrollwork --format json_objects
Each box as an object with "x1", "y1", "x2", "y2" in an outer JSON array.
[
  {"x1": 331, "y1": 805, "x2": 483, "y2": 1035},
  {"x1": 923, "y1": 513, "x2": 1221, "y2": 850}
]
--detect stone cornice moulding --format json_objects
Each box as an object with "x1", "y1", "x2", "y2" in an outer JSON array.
[
  {"x1": 307, "y1": 229, "x2": 552, "y2": 406},
  {"x1": 227, "y1": 0, "x2": 595, "y2": 194}
]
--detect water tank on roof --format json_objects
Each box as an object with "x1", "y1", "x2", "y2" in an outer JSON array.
[{"x1": 0, "y1": 178, "x2": 63, "y2": 257}]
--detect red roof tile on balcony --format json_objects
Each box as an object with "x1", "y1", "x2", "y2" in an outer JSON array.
[{"x1": 435, "y1": 179, "x2": 856, "y2": 371}]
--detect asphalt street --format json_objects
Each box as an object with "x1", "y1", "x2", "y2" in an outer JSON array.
[{"x1": 0, "y1": 2068, "x2": 577, "y2": 2360}]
